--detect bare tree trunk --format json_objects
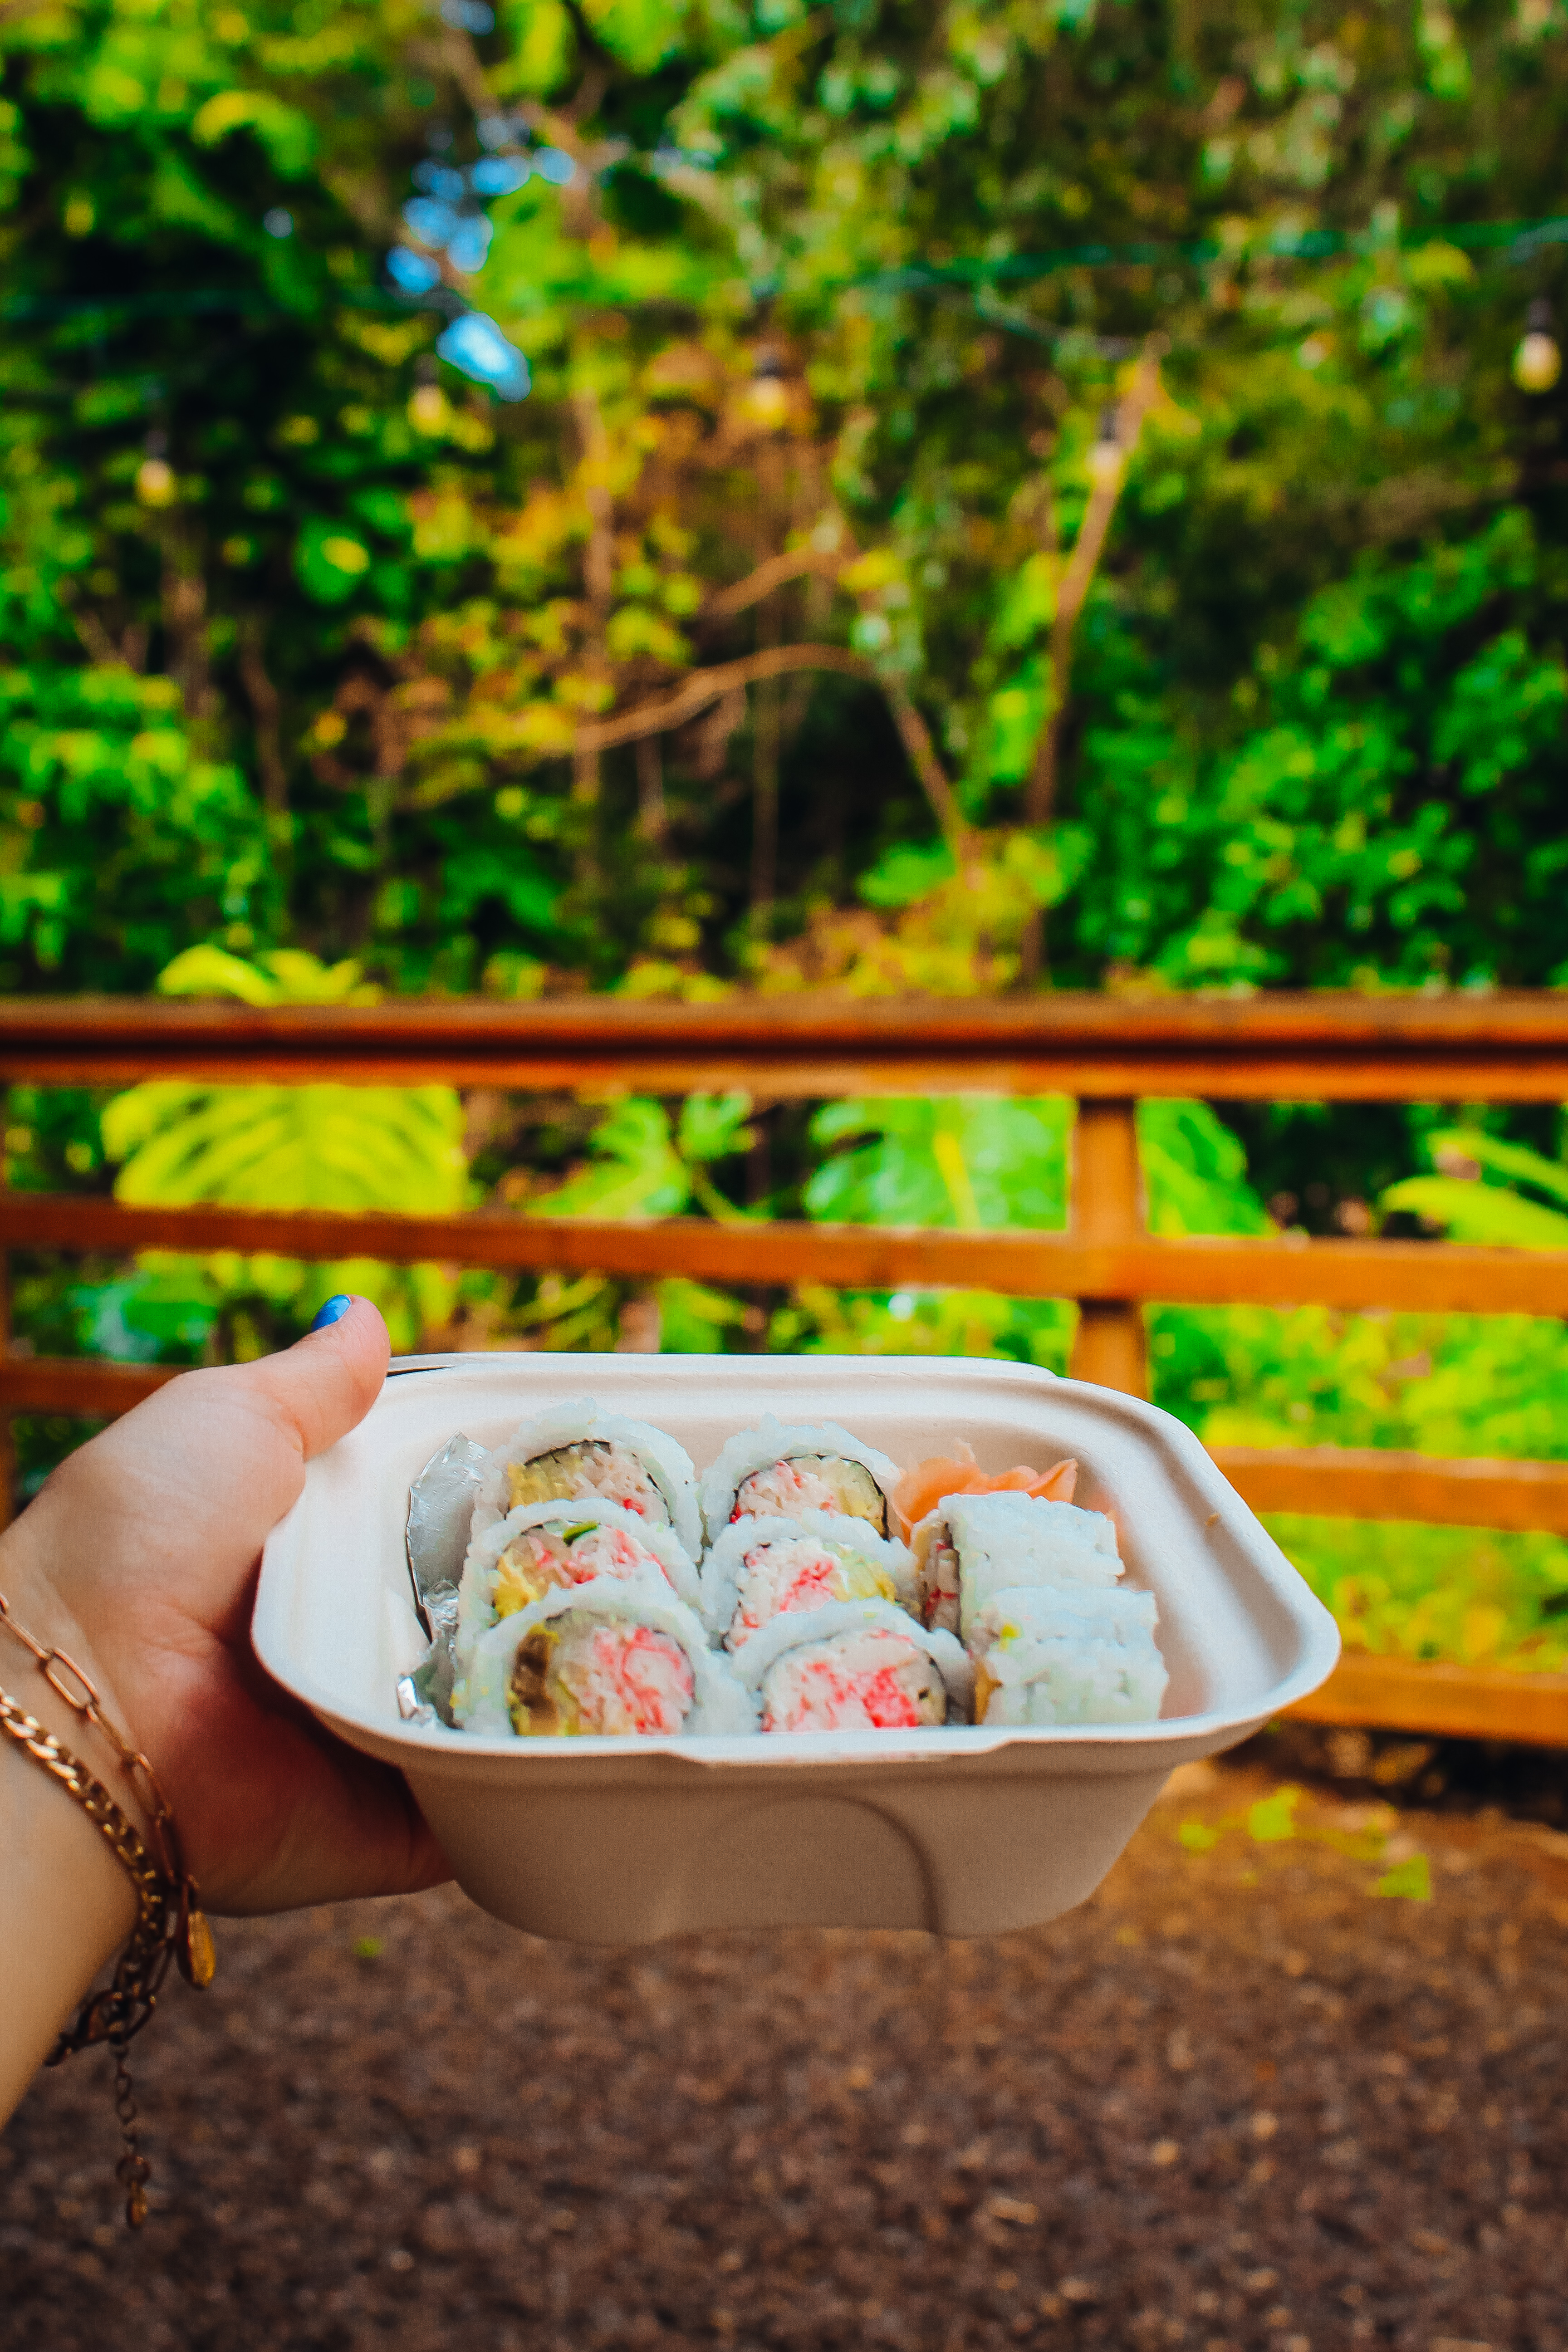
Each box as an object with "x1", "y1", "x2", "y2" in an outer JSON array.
[
  {"x1": 162, "y1": 558, "x2": 213, "y2": 720},
  {"x1": 1020, "y1": 339, "x2": 1165, "y2": 986},
  {"x1": 571, "y1": 384, "x2": 615, "y2": 882},
  {"x1": 882, "y1": 679, "x2": 967, "y2": 848},
  {"x1": 635, "y1": 730, "x2": 668, "y2": 848},
  {"x1": 238, "y1": 616, "x2": 288, "y2": 816},
  {"x1": 750, "y1": 592, "x2": 781, "y2": 937}
]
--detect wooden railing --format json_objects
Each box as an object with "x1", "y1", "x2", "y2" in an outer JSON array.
[{"x1": 5, "y1": 990, "x2": 1568, "y2": 1743}]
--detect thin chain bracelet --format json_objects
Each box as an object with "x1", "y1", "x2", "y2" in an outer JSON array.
[{"x1": 0, "y1": 1592, "x2": 216, "y2": 2227}]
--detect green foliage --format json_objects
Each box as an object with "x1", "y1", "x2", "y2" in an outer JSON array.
[
  {"x1": 1261, "y1": 1512, "x2": 1568, "y2": 1672},
  {"x1": 0, "y1": 667, "x2": 270, "y2": 983},
  {"x1": 805, "y1": 1098, "x2": 1071, "y2": 1230},
  {"x1": 1176, "y1": 1784, "x2": 1432, "y2": 1899},
  {"x1": 530, "y1": 1092, "x2": 753, "y2": 1220},
  {"x1": 1382, "y1": 1122, "x2": 1568, "y2": 1247},
  {"x1": 2, "y1": 0, "x2": 1567, "y2": 993}
]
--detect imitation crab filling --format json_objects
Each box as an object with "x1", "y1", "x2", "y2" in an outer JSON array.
[
  {"x1": 759, "y1": 1626, "x2": 947, "y2": 1733},
  {"x1": 505, "y1": 1440, "x2": 670, "y2": 1526},
  {"x1": 507, "y1": 1612, "x2": 696, "y2": 1737},
  {"x1": 731, "y1": 1453, "x2": 888, "y2": 1534},
  {"x1": 916, "y1": 1524, "x2": 962, "y2": 1635},
  {"x1": 492, "y1": 1520, "x2": 667, "y2": 1621},
  {"x1": 729, "y1": 1534, "x2": 895, "y2": 1649}
]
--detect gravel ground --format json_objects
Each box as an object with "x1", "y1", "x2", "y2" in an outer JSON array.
[{"x1": 4, "y1": 1755, "x2": 1567, "y2": 2352}]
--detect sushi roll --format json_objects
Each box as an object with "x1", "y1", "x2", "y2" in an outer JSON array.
[
  {"x1": 699, "y1": 1511, "x2": 918, "y2": 1651},
  {"x1": 456, "y1": 1498, "x2": 704, "y2": 1667},
  {"x1": 910, "y1": 1489, "x2": 1122, "y2": 1639},
  {"x1": 475, "y1": 1400, "x2": 702, "y2": 1560},
  {"x1": 458, "y1": 1578, "x2": 755, "y2": 1739},
  {"x1": 970, "y1": 1586, "x2": 1167, "y2": 1728},
  {"x1": 700, "y1": 1415, "x2": 901, "y2": 1546},
  {"x1": 735, "y1": 1598, "x2": 972, "y2": 1733}
]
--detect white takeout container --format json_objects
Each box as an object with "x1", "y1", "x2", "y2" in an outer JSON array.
[{"x1": 254, "y1": 1353, "x2": 1338, "y2": 1944}]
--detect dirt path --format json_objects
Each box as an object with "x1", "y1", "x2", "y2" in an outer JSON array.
[{"x1": 4, "y1": 1760, "x2": 1566, "y2": 2352}]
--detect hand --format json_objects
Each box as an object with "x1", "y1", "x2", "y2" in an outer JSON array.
[{"x1": 0, "y1": 1298, "x2": 449, "y2": 1916}]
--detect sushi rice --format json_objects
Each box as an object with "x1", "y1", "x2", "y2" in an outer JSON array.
[
  {"x1": 458, "y1": 1578, "x2": 755, "y2": 1739},
  {"x1": 970, "y1": 1585, "x2": 1168, "y2": 1727},
  {"x1": 699, "y1": 1510, "x2": 918, "y2": 1649},
  {"x1": 475, "y1": 1399, "x2": 702, "y2": 1559},
  {"x1": 699, "y1": 1415, "x2": 901, "y2": 1546},
  {"x1": 456, "y1": 1497, "x2": 704, "y2": 1668},
  {"x1": 733, "y1": 1598, "x2": 974, "y2": 1732},
  {"x1": 911, "y1": 1489, "x2": 1123, "y2": 1639}
]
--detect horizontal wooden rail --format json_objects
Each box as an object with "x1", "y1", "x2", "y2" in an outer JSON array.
[
  {"x1": 1214, "y1": 1445, "x2": 1568, "y2": 1533},
  {"x1": 0, "y1": 1357, "x2": 179, "y2": 1416},
  {"x1": 1288, "y1": 1653, "x2": 1568, "y2": 1748},
  {"x1": 7, "y1": 990, "x2": 1568, "y2": 1099},
  {"x1": 6, "y1": 1193, "x2": 1568, "y2": 1316},
  {"x1": 5, "y1": 1355, "x2": 1564, "y2": 1532}
]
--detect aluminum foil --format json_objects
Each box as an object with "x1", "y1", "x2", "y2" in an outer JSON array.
[{"x1": 396, "y1": 1432, "x2": 486, "y2": 1728}]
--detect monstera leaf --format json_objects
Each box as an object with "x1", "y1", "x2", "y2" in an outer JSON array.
[
  {"x1": 803, "y1": 1095, "x2": 1269, "y2": 1237},
  {"x1": 104, "y1": 951, "x2": 465, "y2": 1215},
  {"x1": 96, "y1": 952, "x2": 469, "y2": 1351},
  {"x1": 103, "y1": 1081, "x2": 466, "y2": 1215}
]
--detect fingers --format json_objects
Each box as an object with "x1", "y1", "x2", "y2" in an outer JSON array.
[{"x1": 241, "y1": 1294, "x2": 391, "y2": 1463}]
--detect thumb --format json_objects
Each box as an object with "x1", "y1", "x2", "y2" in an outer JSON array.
[{"x1": 241, "y1": 1294, "x2": 391, "y2": 1462}]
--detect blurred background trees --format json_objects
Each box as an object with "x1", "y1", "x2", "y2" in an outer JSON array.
[{"x1": 5, "y1": 0, "x2": 1568, "y2": 1661}]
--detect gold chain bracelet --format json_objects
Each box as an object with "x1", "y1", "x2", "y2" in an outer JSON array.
[{"x1": 0, "y1": 1591, "x2": 215, "y2": 2227}]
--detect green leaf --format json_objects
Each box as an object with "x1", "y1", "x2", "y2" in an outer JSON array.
[
  {"x1": 857, "y1": 838, "x2": 957, "y2": 908},
  {"x1": 191, "y1": 89, "x2": 316, "y2": 178},
  {"x1": 1139, "y1": 1101, "x2": 1275, "y2": 1238},
  {"x1": 676, "y1": 1091, "x2": 753, "y2": 1164},
  {"x1": 1423, "y1": 1127, "x2": 1568, "y2": 1211},
  {"x1": 1380, "y1": 1177, "x2": 1568, "y2": 1250},
  {"x1": 805, "y1": 1097, "x2": 1072, "y2": 1230},
  {"x1": 294, "y1": 518, "x2": 373, "y2": 606},
  {"x1": 1246, "y1": 1788, "x2": 1298, "y2": 1844},
  {"x1": 531, "y1": 1099, "x2": 690, "y2": 1221},
  {"x1": 1373, "y1": 1853, "x2": 1432, "y2": 1901}
]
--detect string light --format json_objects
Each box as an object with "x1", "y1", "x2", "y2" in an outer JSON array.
[
  {"x1": 1513, "y1": 298, "x2": 1562, "y2": 392},
  {"x1": 745, "y1": 346, "x2": 789, "y2": 429},
  {"x1": 1085, "y1": 406, "x2": 1123, "y2": 487}
]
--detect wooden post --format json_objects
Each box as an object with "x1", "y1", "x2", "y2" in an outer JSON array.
[{"x1": 1068, "y1": 1097, "x2": 1148, "y2": 1396}]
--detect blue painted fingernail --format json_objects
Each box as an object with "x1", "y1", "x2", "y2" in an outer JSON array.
[{"x1": 309, "y1": 1294, "x2": 353, "y2": 1332}]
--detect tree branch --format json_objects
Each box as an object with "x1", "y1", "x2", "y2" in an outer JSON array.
[
  {"x1": 573, "y1": 645, "x2": 870, "y2": 751},
  {"x1": 880, "y1": 681, "x2": 969, "y2": 848},
  {"x1": 703, "y1": 544, "x2": 838, "y2": 623}
]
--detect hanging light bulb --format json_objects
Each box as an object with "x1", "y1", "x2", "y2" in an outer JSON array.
[
  {"x1": 745, "y1": 345, "x2": 789, "y2": 429},
  {"x1": 1513, "y1": 298, "x2": 1562, "y2": 393},
  {"x1": 1085, "y1": 405, "x2": 1124, "y2": 488}
]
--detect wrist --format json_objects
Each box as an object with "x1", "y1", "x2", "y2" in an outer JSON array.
[{"x1": 0, "y1": 1518, "x2": 144, "y2": 2126}]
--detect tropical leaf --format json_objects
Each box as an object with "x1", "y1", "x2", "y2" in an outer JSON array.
[
  {"x1": 1380, "y1": 1176, "x2": 1568, "y2": 1250},
  {"x1": 805, "y1": 1097, "x2": 1072, "y2": 1230},
  {"x1": 530, "y1": 1099, "x2": 690, "y2": 1221},
  {"x1": 1138, "y1": 1101, "x2": 1276, "y2": 1238},
  {"x1": 1422, "y1": 1124, "x2": 1568, "y2": 1210}
]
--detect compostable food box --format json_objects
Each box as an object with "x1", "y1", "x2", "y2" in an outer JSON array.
[{"x1": 253, "y1": 1353, "x2": 1338, "y2": 1945}]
